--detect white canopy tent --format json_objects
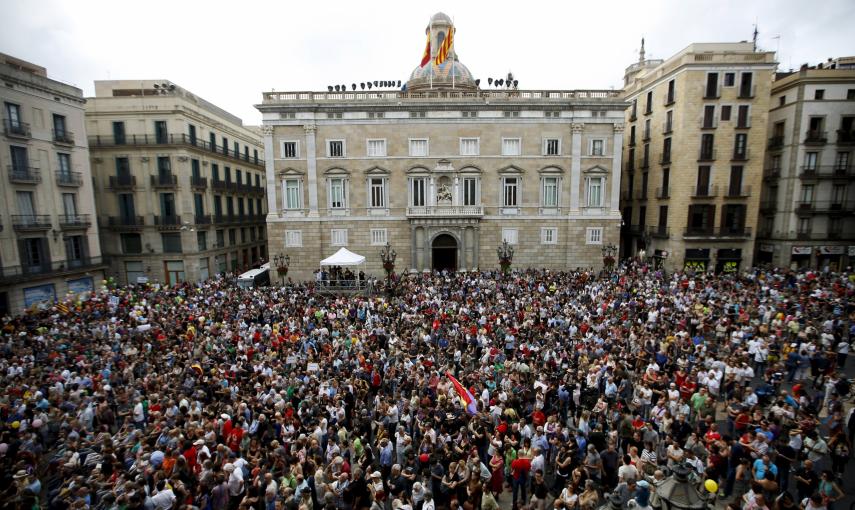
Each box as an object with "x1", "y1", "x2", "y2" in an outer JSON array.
[{"x1": 320, "y1": 247, "x2": 366, "y2": 267}]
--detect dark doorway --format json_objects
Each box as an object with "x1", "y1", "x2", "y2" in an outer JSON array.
[{"x1": 432, "y1": 234, "x2": 457, "y2": 272}]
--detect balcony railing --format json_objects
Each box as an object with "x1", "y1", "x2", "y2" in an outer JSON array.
[
  {"x1": 796, "y1": 201, "x2": 854, "y2": 214},
  {"x1": 759, "y1": 201, "x2": 777, "y2": 213},
  {"x1": 151, "y1": 174, "x2": 178, "y2": 188},
  {"x1": 725, "y1": 185, "x2": 751, "y2": 198},
  {"x1": 406, "y1": 205, "x2": 484, "y2": 217},
  {"x1": 8, "y1": 165, "x2": 41, "y2": 184},
  {"x1": 154, "y1": 215, "x2": 182, "y2": 229},
  {"x1": 660, "y1": 153, "x2": 672, "y2": 165},
  {"x1": 59, "y1": 214, "x2": 91, "y2": 228},
  {"x1": 52, "y1": 129, "x2": 74, "y2": 145},
  {"x1": 211, "y1": 179, "x2": 228, "y2": 191},
  {"x1": 194, "y1": 214, "x2": 212, "y2": 225},
  {"x1": 700, "y1": 118, "x2": 718, "y2": 129},
  {"x1": 684, "y1": 226, "x2": 752, "y2": 238},
  {"x1": 799, "y1": 165, "x2": 853, "y2": 179},
  {"x1": 703, "y1": 86, "x2": 721, "y2": 99},
  {"x1": 11, "y1": 215, "x2": 52, "y2": 231},
  {"x1": 837, "y1": 130, "x2": 855, "y2": 145},
  {"x1": 698, "y1": 148, "x2": 717, "y2": 162},
  {"x1": 763, "y1": 167, "x2": 781, "y2": 180},
  {"x1": 691, "y1": 185, "x2": 718, "y2": 198},
  {"x1": 109, "y1": 175, "x2": 137, "y2": 189},
  {"x1": 107, "y1": 215, "x2": 145, "y2": 229},
  {"x1": 635, "y1": 190, "x2": 649, "y2": 201},
  {"x1": 797, "y1": 231, "x2": 855, "y2": 241},
  {"x1": 648, "y1": 225, "x2": 670, "y2": 238},
  {"x1": 627, "y1": 224, "x2": 645, "y2": 236},
  {"x1": 655, "y1": 187, "x2": 670, "y2": 199},
  {"x1": 737, "y1": 83, "x2": 756, "y2": 99},
  {"x1": 0, "y1": 256, "x2": 106, "y2": 283},
  {"x1": 55, "y1": 170, "x2": 83, "y2": 186},
  {"x1": 190, "y1": 176, "x2": 208, "y2": 189},
  {"x1": 3, "y1": 119, "x2": 30, "y2": 138},
  {"x1": 805, "y1": 130, "x2": 828, "y2": 145},
  {"x1": 731, "y1": 148, "x2": 750, "y2": 161},
  {"x1": 767, "y1": 136, "x2": 784, "y2": 150},
  {"x1": 88, "y1": 133, "x2": 265, "y2": 166}
]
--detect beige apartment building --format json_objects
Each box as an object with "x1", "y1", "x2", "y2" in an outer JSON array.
[
  {"x1": 620, "y1": 42, "x2": 776, "y2": 272},
  {"x1": 758, "y1": 58, "x2": 855, "y2": 269},
  {"x1": 257, "y1": 13, "x2": 626, "y2": 280},
  {"x1": 0, "y1": 53, "x2": 105, "y2": 315},
  {"x1": 86, "y1": 80, "x2": 267, "y2": 285}
]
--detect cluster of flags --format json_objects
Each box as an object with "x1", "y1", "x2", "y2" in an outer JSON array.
[{"x1": 420, "y1": 26, "x2": 455, "y2": 67}]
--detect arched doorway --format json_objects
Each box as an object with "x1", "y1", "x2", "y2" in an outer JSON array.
[{"x1": 432, "y1": 234, "x2": 457, "y2": 272}]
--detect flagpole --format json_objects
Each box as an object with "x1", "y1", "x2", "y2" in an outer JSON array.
[
  {"x1": 429, "y1": 19, "x2": 433, "y2": 90},
  {"x1": 451, "y1": 19, "x2": 455, "y2": 89}
]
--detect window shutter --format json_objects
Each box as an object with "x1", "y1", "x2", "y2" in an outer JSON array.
[{"x1": 40, "y1": 237, "x2": 52, "y2": 270}]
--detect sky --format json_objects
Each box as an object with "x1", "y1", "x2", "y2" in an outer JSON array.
[{"x1": 2, "y1": 0, "x2": 853, "y2": 125}]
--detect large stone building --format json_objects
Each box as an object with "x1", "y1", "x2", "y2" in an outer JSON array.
[
  {"x1": 757, "y1": 59, "x2": 855, "y2": 269},
  {"x1": 620, "y1": 42, "x2": 776, "y2": 272},
  {"x1": 86, "y1": 80, "x2": 267, "y2": 285},
  {"x1": 0, "y1": 53, "x2": 105, "y2": 315},
  {"x1": 257, "y1": 13, "x2": 626, "y2": 280}
]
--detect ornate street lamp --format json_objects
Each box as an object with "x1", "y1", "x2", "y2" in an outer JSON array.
[
  {"x1": 379, "y1": 242, "x2": 397, "y2": 296},
  {"x1": 654, "y1": 463, "x2": 712, "y2": 509},
  {"x1": 601, "y1": 243, "x2": 617, "y2": 270},
  {"x1": 273, "y1": 253, "x2": 290, "y2": 285},
  {"x1": 497, "y1": 240, "x2": 514, "y2": 275}
]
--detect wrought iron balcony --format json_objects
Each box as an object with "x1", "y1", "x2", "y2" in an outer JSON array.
[
  {"x1": 151, "y1": 174, "x2": 178, "y2": 188},
  {"x1": 691, "y1": 185, "x2": 718, "y2": 198},
  {"x1": 0, "y1": 256, "x2": 106, "y2": 283},
  {"x1": 8, "y1": 165, "x2": 41, "y2": 184},
  {"x1": 804, "y1": 130, "x2": 827, "y2": 145},
  {"x1": 87, "y1": 133, "x2": 265, "y2": 166},
  {"x1": 52, "y1": 129, "x2": 75, "y2": 145},
  {"x1": 55, "y1": 170, "x2": 83, "y2": 187},
  {"x1": 109, "y1": 175, "x2": 136, "y2": 189},
  {"x1": 194, "y1": 214, "x2": 212, "y2": 225},
  {"x1": 3, "y1": 119, "x2": 30, "y2": 138},
  {"x1": 59, "y1": 214, "x2": 91, "y2": 228},
  {"x1": 190, "y1": 176, "x2": 208, "y2": 189},
  {"x1": 799, "y1": 165, "x2": 853, "y2": 179},
  {"x1": 724, "y1": 185, "x2": 751, "y2": 198},
  {"x1": 655, "y1": 187, "x2": 670, "y2": 199},
  {"x1": 683, "y1": 226, "x2": 752, "y2": 239},
  {"x1": 763, "y1": 167, "x2": 781, "y2": 180},
  {"x1": 154, "y1": 215, "x2": 182, "y2": 229},
  {"x1": 11, "y1": 215, "x2": 52, "y2": 231},
  {"x1": 406, "y1": 205, "x2": 484, "y2": 217},
  {"x1": 837, "y1": 129, "x2": 855, "y2": 145},
  {"x1": 107, "y1": 215, "x2": 145, "y2": 230},
  {"x1": 648, "y1": 225, "x2": 670, "y2": 238},
  {"x1": 767, "y1": 136, "x2": 784, "y2": 150}
]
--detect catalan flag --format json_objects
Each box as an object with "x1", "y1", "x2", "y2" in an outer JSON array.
[
  {"x1": 56, "y1": 303, "x2": 69, "y2": 314},
  {"x1": 420, "y1": 32, "x2": 431, "y2": 67},
  {"x1": 446, "y1": 371, "x2": 477, "y2": 415},
  {"x1": 434, "y1": 27, "x2": 454, "y2": 66}
]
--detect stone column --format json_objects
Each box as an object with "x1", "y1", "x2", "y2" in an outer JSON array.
[
  {"x1": 453, "y1": 176, "x2": 460, "y2": 206},
  {"x1": 611, "y1": 124, "x2": 624, "y2": 212},
  {"x1": 262, "y1": 126, "x2": 277, "y2": 216},
  {"x1": 570, "y1": 123, "x2": 584, "y2": 212},
  {"x1": 303, "y1": 124, "x2": 319, "y2": 216}
]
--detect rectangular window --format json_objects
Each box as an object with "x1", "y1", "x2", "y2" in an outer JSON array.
[
  {"x1": 460, "y1": 138, "x2": 480, "y2": 156},
  {"x1": 502, "y1": 177, "x2": 519, "y2": 207},
  {"x1": 157, "y1": 156, "x2": 171, "y2": 177},
  {"x1": 52, "y1": 114, "x2": 67, "y2": 138},
  {"x1": 702, "y1": 105, "x2": 716, "y2": 128},
  {"x1": 216, "y1": 229, "x2": 225, "y2": 248},
  {"x1": 285, "y1": 230, "x2": 302, "y2": 247},
  {"x1": 835, "y1": 152, "x2": 850, "y2": 170},
  {"x1": 661, "y1": 168, "x2": 670, "y2": 196},
  {"x1": 590, "y1": 139, "x2": 604, "y2": 156},
  {"x1": 502, "y1": 228, "x2": 518, "y2": 245},
  {"x1": 705, "y1": 73, "x2": 719, "y2": 98},
  {"x1": 664, "y1": 110, "x2": 673, "y2": 133},
  {"x1": 62, "y1": 193, "x2": 77, "y2": 217},
  {"x1": 284, "y1": 179, "x2": 302, "y2": 209},
  {"x1": 658, "y1": 206, "x2": 668, "y2": 229},
  {"x1": 734, "y1": 133, "x2": 748, "y2": 159},
  {"x1": 739, "y1": 72, "x2": 753, "y2": 98},
  {"x1": 409, "y1": 139, "x2": 429, "y2": 157},
  {"x1": 370, "y1": 178, "x2": 386, "y2": 208},
  {"x1": 544, "y1": 138, "x2": 560, "y2": 156},
  {"x1": 721, "y1": 105, "x2": 732, "y2": 121},
  {"x1": 367, "y1": 139, "x2": 387, "y2": 157},
  {"x1": 688, "y1": 204, "x2": 715, "y2": 233},
  {"x1": 121, "y1": 233, "x2": 142, "y2": 254},
  {"x1": 5, "y1": 102, "x2": 21, "y2": 127},
  {"x1": 20, "y1": 237, "x2": 47, "y2": 272},
  {"x1": 801, "y1": 184, "x2": 814, "y2": 203},
  {"x1": 814, "y1": 89, "x2": 825, "y2": 100},
  {"x1": 118, "y1": 193, "x2": 135, "y2": 219},
  {"x1": 154, "y1": 120, "x2": 168, "y2": 143},
  {"x1": 197, "y1": 231, "x2": 208, "y2": 251},
  {"x1": 371, "y1": 229, "x2": 388, "y2": 245},
  {"x1": 112, "y1": 121, "x2": 126, "y2": 144},
  {"x1": 542, "y1": 177, "x2": 559, "y2": 207},
  {"x1": 410, "y1": 178, "x2": 426, "y2": 207},
  {"x1": 17, "y1": 190, "x2": 35, "y2": 216},
  {"x1": 587, "y1": 177, "x2": 603, "y2": 207},
  {"x1": 586, "y1": 227, "x2": 603, "y2": 245},
  {"x1": 281, "y1": 141, "x2": 298, "y2": 158},
  {"x1": 199, "y1": 258, "x2": 210, "y2": 281},
  {"x1": 797, "y1": 218, "x2": 811, "y2": 234},
  {"x1": 234, "y1": 141, "x2": 240, "y2": 159},
  {"x1": 729, "y1": 166, "x2": 744, "y2": 196},
  {"x1": 700, "y1": 134, "x2": 715, "y2": 160},
  {"x1": 645, "y1": 91, "x2": 653, "y2": 114},
  {"x1": 666, "y1": 79, "x2": 675, "y2": 104},
  {"x1": 331, "y1": 229, "x2": 348, "y2": 246},
  {"x1": 329, "y1": 178, "x2": 347, "y2": 209},
  {"x1": 10, "y1": 145, "x2": 29, "y2": 174},
  {"x1": 722, "y1": 204, "x2": 746, "y2": 233},
  {"x1": 188, "y1": 124, "x2": 196, "y2": 145},
  {"x1": 463, "y1": 177, "x2": 478, "y2": 206},
  {"x1": 162, "y1": 233, "x2": 182, "y2": 253},
  {"x1": 125, "y1": 261, "x2": 144, "y2": 283},
  {"x1": 502, "y1": 138, "x2": 521, "y2": 156},
  {"x1": 737, "y1": 105, "x2": 750, "y2": 128},
  {"x1": 724, "y1": 72, "x2": 736, "y2": 87},
  {"x1": 328, "y1": 140, "x2": 345, "y2": 157},
  {"x1": 662, "y1": 138, "x2": 672, "y2": 163},
  {"x1": 57, "y1": 153, "x2": 71, "y2": 176},
  {"x1": 541, "y1": 227, "x2": 558, "y2": 244},
  {"x1": 165, "y1": 260, "x2": 185, "y2": 285},
  {"x1": 696, "y1": 165, "x2": 711, "y2": 195},
  {"x1": 804, "y1": 152, "x2": 818, "y2": 170},
  {"x1": 209, "y1": 132, "x2": 216, "y2": 151},
  {"x1": 222, "y1": 137, "x2": 228, "y2": 155},
  {"x1": 229, "y1": 229, "x2": 237, "y2": 246}
]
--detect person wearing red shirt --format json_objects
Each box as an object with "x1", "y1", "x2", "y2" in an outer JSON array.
[{"x1": 227, "y1": 422, "x2": 244, "y2": 453}]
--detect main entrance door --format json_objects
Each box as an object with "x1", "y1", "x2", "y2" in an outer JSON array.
[{"x1": 432, "y1": 234, "x2": 457, "y2": 272}]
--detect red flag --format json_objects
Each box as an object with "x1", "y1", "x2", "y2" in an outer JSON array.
[
  {"x1": 420, "y1": 32, "x2": 431, "y2": 67},
  {"x1": 446, "y1": 371, "x2": 477, "y2": 415}
]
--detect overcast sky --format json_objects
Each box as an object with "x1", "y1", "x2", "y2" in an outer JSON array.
[{"x1": 2, "y1": 0, "x2": 853, "y2": 125}]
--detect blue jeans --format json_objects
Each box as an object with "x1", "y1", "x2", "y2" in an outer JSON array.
[{"x1": 512, "y1": 471, "x2": 528, "y2": 505}]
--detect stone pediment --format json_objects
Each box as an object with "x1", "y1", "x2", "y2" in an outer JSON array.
[
  {"x1": 278, "y1": 167, "x2": 305, "y2": 177},
  {"x1": 434, "y1": 159, "x2": 455, "y2": 172},
  {"x1": 584, "y1": 165, "x2": 609, "y2": 174}
]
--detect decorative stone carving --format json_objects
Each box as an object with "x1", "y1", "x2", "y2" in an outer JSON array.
[
  {"x1": 177, "y1": 156, "x2": 189, "y2": 162},
  {"x1": 303, "y1": 124, "x2": 317, "y2": 134},
  {"x1": 571, "y1": 123, "x2": 585, "y2": 134},
  {"x1": 140, "y1": 156, "x2": 150, "y2": 162},
  {"x1": 613, "y1": 124, "x2": 625, "y2": 134},
  {"x1": 261, "y1": 125, "x2": 274, "y2": 136}
]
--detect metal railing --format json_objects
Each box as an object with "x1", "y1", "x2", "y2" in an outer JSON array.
[
  {"x1": 837, "y1": 130, "x2": 855, "y2": 145},
  {"x1": 0, "y1": 256, "x2": 106, "y2": 282},
  {"x1": 11, "y1": 215, "x2": 52, "y2": 230},
  {"x1": 405, "y1": 205, "x2": 484, "y2": 217},
  {"x1": 109, "y1": 175, "x2": 136, "y2": 189},
  {"x1": 725, "y1": 185, "x2": 751, "y2": 198},
  {"x1": 691, "y1": 185, "x2": 718, "y2": 198},
  {"x1": 804, "y1": 130, "x2": 828, "y2": 145},
  {"x1": 660, "y1": 153, "x2": 672, "y2": 165},
  {"x1": 191, "y1": 176, "x2": 208, "y2": 189},
  {"x1": 59, "y1": 214, "x2": 91, "y2": 228},
  {"x1": 759, "y1": 201, "x2": 778, "y2": 213},
  {"x1": 3, "y1": 119, "x2": 30, "y2": 138},
  {"x1": 648, "y1": 225, "x2": 670, "y2": 238},
  {"x1": 799, "y1": 165, "x2": 853, "y2": 179},
  {"x1": 88, "y1": 133, "x2": 265, "y2": 166},
  {"x1": 684, "y1": 226, "x2": 752, "y2": 238},
  {"x1": 698, "y1": 148, "x2": 717, "y2": 161},
  {"x1": 262, "y1": 89, "x2": 622, "y2": 102},
  {"x1": 154, "y1": 215, "x2": 182, "y2": 229},
  {"x1": 767, "y1": 136, "x2": 784, "y2": 150},
  {"x1": 194, "y1": 214, "x2": 212, "y2": 225},
  {"x1": 655, "y1": 187, "x2": 670, "y2": 199},
  {"x1": 731, "y1": 148, "x2": 750, "y2": 161},
  {"x1": 795, "y1": 201, "x2": 854, "y2": 214},
  {"x1": 8, "y1": 165, "x2": 41, "y2": 184},
  {"x1": 52, "y1": 129, "x2": 74, "y2": 145},
  {"x1": 55, "y1": 170, "x2": 83, "y2": 186},
  {"x1": 763, "y1": 167, "x2": 781, "y2": 179},
  {"x1": 211, "y1": 179, "x2": 229, "y2": 191},
  {"x1": 107, "y1": 215, "x2": 145, "y2": 228},
  {"x1": 151, "y1": 174, "x2": 178, "y2": 188}
]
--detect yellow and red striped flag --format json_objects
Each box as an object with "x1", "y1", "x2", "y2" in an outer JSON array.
[
  {"x1": 56, "y1": 303, "x2": 69, "y2": 314},
  {"x1": 434, "y1": 27, "x2": 454, "y2": 66},
  {"x1": 420, "y1": 32, "x2": 431, "y2": 67}
]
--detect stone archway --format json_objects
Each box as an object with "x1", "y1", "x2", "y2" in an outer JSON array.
[{"x1": 431, "y1": 233, "x2": 458, "y2": 272}]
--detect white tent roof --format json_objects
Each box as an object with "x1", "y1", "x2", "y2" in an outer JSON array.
[{"x1": 320, "y1": 247, "x2": 366, "y2": 267}]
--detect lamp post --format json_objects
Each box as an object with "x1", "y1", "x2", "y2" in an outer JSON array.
[
  {"x1": 379, "y1": 242, "x2": 396, "y2": 296},
  {"x1": 273, "y1": 253, "x2": 290, "y2": 285},
  {"x1": 601, "y1": 243, "x2": 617, "y2": 271},
  {"x1": 497, "y1": 240, "x2": 514, "y2": 275}
]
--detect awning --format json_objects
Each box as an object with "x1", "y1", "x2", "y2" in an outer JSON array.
[{"x1": 320, "y1": 247, "x2": 366, "y2": 267}]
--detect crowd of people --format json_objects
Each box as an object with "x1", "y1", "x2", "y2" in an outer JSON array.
[{"x1": 0, "y1": 263, "x2": 853, "y2": 510}]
